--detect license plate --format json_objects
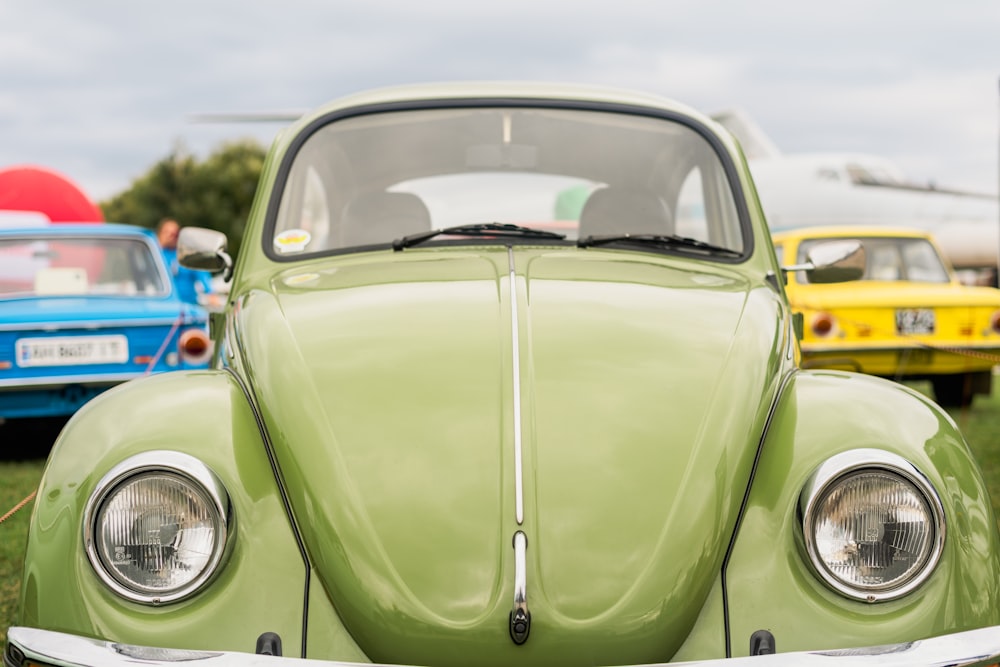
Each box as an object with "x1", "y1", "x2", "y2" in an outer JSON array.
[
  {"x1": 16, "y1": 335, "x2": 129, "y2": 367},
  {"x1": 895, "y1": 309, "x2": 935, "y2": 335}
]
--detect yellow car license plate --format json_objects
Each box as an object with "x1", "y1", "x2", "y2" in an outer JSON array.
[{"x1": 895, "y1": 308, "x2": 935, "y2": 335}]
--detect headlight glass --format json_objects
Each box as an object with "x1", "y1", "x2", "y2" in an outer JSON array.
[
  {"x1": 85, "y1": 452, "x2": 230, "y2": 604},
  {"x1": 801, "y1": 450, "x2": 945, "y2": 602}
]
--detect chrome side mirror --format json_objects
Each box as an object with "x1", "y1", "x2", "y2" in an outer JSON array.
[
  {"x1": 178, "y1": 227, "x2": 234, "y2": 282},
  {"x1": 782, "y1": 239, "x2": 865, "y2": 284}
]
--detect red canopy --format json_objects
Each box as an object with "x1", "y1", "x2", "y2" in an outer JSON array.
[{"x1": 0, "y1": 165, "x2": 104, "y2": 223}]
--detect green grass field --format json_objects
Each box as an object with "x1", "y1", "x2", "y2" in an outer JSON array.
[
  {"x1": 1, "y1": 459, "x2": 44, "y2": 646},
  {"x1": 1, "y1": 382, "x2": 1000, "y2": 646}
]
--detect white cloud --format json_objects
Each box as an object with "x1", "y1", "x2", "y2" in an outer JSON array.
[{"x1": 1, "y1": 1, "x2": 998, "y2": 201}]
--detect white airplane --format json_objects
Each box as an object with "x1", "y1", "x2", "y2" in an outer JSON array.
[{"x1": 712, "y1": 110, "x2": 1000, "y2": 282}]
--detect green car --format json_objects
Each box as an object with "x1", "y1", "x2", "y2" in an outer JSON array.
[{"x1": 7, "y1": 83, "x2": 1000, "y2": 667}]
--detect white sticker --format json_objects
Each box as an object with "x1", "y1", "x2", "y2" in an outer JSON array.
[{"x1": 274, "y1": 229, "x2": 312, "y2": 254}]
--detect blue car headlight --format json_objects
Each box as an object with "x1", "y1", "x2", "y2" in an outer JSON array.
[
  {"x1": 799, "y1": 449, "x2": 945, "y2": 602},
  {"x1": 84, "y1": 451, "x2": 231, "y2": 605}
]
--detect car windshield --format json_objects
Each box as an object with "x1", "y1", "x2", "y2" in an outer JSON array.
[
  {"x1": 0, "y1": 235, "x2": 169, "y2": 298},
  {"x1": 271, "y1": 106, "x2": 745, "y2": 257},
  {"x1": 797, "y1": 236, "x2": 951, "y2": 284}
]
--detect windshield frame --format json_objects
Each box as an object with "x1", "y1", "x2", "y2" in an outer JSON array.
[{"x1": 262, "y1": 97, "x2": 755, "y2": 265}]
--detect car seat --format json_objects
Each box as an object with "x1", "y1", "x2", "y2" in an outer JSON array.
[
  {"x1": 340, "y1": 191, "x2": 432, "y2": 247},
  {"x1": 577, "y1": 187, "x2": 673, "y2": 239}
]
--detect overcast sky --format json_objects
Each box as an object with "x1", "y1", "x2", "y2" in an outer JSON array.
[{"x1": 2, "y1": 1, "x2": 998, "y2": 203}]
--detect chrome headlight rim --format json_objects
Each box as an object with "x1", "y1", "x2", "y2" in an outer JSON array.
[
  {"x1": 799, "y1": 448, "x2": 946, "y2": 603},
  {"x1": 83, "y1": 451, "x2": 231, "y2": 605}
]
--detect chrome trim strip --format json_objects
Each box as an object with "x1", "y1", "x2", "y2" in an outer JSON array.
[
  {"x1": 512, "y1": 530, "x2": 527, "y2": 615},
  {"x1": 0, "y1": 318, "x2": 186, "y2": 332},
  {"x1": 508, "y1": 247, "x2": 524, "y2": 525},
  {"x1": 785, "y1": 314, "x2": 795, "y2": 361},
  {"x1": 224, "y1": 310, "x2": 236, "y2": 360},
  {"x1": 799, "y1": 448, "x2": 946, "y2": 603},
  {"x1": 81, "y1": 451, "x2": 231, "y2": 606},
  {"x1": 10, "y1": 624, "x2": 1000, "y2": 666},
  {"x1": 802, "y1": 342, "x2": 1000, "y2": 353},
  {"x1": 509, "y1": 530, "x2": 530, "y2": 644},
  {"x1": 0, "y1": 373, "x2": 142, "y2": 389}
]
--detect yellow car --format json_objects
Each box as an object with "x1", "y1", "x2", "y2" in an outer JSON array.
[{"x1": 773, "y1": 225, "x2": 1000, "y2": 406}]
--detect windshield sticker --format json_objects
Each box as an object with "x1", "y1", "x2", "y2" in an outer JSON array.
[{"x1": 274, "y1": 229, "x2": 312, "y2": 254}]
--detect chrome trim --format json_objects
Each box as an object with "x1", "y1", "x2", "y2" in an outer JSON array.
[
  {"x1": 799, "y1": 449, "x2": 946, "y2": 602},
  {"x1": 512, "y1": 530, "x2": 528, "y2": 615},
  {"x1": 785, "y1": 315, "x2": 795, "y2": 361},
  {"x1": 10, "y1": 625, "x2": 1000, "y2": 666},
  {"x1": 509, "y1": 530, "x2": 530, "y2": 645},
  {"x1": 231, "y1": 295, "x2": 248, "y2": 363},
  {"x1": 802, "y1": 342, "x2": 1000, "y2": 353},
  {"x1": 224, "y1": 310, "x2": 236, "y2": 360},
  {"x1": 0, "y1": 373, "x2": 142, "y2": 389},
  {"x1": 0, "y1": 318, "x2": 187, "y2": 332},
  {"x1": 82, "y1": 451, "x2": 232, "y2": 605},
  {"x1": 508, "y1": 247, "x2": 524, "y2": 525}
]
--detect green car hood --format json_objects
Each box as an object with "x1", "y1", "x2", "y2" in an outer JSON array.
[{"x1": 237, "y1": 248, "x2": 786, "y2": 665}]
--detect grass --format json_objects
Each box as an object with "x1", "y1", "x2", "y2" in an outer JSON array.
[
  {"x1": 1, "y1": 385, "x2": 999, "y2": 646},
  {"x1": 0, "y1": 459, "x2": 45, "y2": 646},
  {"x1": 931, "y1": 383, "x2": 1000, "y2": 523}
]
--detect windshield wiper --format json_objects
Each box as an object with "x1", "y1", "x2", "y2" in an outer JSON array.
[
  {"x1": 393, "y1": 223, "x2": 567, "y2": 251},
  {"x1": 576, "y1": 233, "x2": 742, "y2": 257}
]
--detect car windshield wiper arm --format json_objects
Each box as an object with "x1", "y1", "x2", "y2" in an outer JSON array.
[
  {"x1": 393, "y1": 223, "x2": 567, "y2": 250},
  {"x1": 576, "y1": 233, "x2": 742, "y2": 257}
]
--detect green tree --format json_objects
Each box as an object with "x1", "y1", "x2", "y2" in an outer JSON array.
[{"x1": 100, "y1": 139, "x2": 266, "y2": 260}]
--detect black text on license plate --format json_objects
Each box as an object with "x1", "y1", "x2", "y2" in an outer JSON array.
[{"x1": 895, "y1": 309, "x2": 935, "y2": 335}]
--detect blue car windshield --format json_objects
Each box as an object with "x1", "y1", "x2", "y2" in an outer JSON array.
[{"x1": 0, "y1": 235, "x2": 169, "y2": 298}]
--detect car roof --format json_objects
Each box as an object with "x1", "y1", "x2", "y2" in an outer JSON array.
[{"x1": 279, "y1": 81, "x2": 736, "y2": 152}]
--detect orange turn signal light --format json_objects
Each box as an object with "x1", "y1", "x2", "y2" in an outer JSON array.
[
  {"x1": 178, "y1": 328, "x2": 213, "y2": 365},
  {"x1": 811, "y1": 312, "x2": 836, "y2": 337}
]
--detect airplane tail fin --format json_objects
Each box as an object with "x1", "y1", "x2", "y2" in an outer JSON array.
[{"x1": 711, "y1": 109, "x2": 782, "y2": 160}]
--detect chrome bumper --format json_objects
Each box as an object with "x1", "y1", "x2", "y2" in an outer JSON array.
[{"x1": 6, "y1": 625, "x2": 1000, "y2": 667}]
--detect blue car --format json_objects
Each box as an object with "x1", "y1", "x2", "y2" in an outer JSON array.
[{"x1": 0, "y1": 223, "x2": 212, "y2": 419}]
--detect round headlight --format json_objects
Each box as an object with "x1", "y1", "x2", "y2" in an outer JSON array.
[
  {"x1": 800, "y1": 449, "x2": 945, "y2": 602},
  {"x1": 85, "y1": 452, "x2": 231, "y2": 604}
]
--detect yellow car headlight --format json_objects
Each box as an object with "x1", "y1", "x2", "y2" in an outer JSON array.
[
  {"x1": 799, "y1": 449, "x2": 945, "y2": 602},
  {"x1": 84, "y1": 451, "x2": 231, "y2": 605}
]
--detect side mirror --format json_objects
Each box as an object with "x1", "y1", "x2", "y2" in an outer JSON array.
[
  {"x1": 178, "y1": 227, "x2": 234, "y2": 282},
  {"x1": 782, "y1": 239, "x2": 865, "y2": 284}
]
